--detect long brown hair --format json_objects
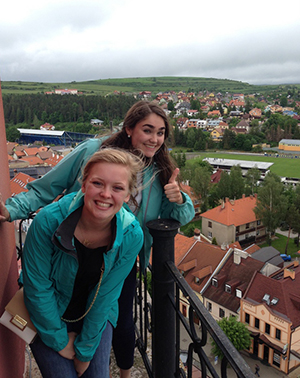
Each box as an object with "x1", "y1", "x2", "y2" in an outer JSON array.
[{"x1": 102, "y1": 101, "x2": 176, "y2": 186}]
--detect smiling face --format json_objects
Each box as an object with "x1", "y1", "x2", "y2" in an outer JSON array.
[
  {"x1": 126, "y1": 113, "x2": 166, "y2": 158},
  {"x1": 81, "y1": 162, "x2": 130, "y2": 223}
]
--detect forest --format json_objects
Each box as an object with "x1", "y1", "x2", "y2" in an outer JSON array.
[{"x1": 3, "y1": 93, "x2": 137, "y2": 140}]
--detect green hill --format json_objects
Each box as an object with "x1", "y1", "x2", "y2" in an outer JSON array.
[{"x1": 2, "y1": 76, "x2": 300, "y2": 96}]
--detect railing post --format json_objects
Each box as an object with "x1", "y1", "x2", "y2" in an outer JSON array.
[{"x1": 147, "y1": 219, "x2": 181, "y2": 378}]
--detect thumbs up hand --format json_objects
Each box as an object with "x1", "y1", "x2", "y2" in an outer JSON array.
[
  {"x1": 0, "y1": 193, "x2": 10, "y2": 222},
  {"x1": 164, "y1": 168, "x2": 183, "y2": 204}
]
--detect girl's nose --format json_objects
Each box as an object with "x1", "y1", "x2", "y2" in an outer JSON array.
[{"x1": 100, "y1": 187, "x2": 111, "y2": 198}]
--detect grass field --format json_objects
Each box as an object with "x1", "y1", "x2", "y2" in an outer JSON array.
[
  {"x1": 260, "y1": 233, "x2": 300, "y2": 257},
  {"x1": 180, "y1": 151, "x2": 300, "y2": 179},
  {"x1": 2, "y1": 77, "x2": 300, "y2": 96}
]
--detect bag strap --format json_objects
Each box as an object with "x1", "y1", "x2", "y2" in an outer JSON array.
[{"x1": 61, "y1": 267, "x2": 104, "y2": 323}]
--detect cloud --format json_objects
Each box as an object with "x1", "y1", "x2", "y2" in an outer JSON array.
[{"x1": 1, "y1": 0, "x2": 300, "y2": 85}]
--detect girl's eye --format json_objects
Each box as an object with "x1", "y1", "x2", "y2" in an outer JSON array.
[
  {"x1": 114, "y1": 186, "x2": 125, "y2": 191},
  {"x1": 92, "y1": 181, "x2": 103, "y2": 187},
  {"x1": 158, "y1": 131, "x2": 165, "y2": 136}
]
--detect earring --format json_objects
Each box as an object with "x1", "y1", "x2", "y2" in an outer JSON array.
[{"x1": 128, "y1": 134, "x2": 131, "y2": 138}]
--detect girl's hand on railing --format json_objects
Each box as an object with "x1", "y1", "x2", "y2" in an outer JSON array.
[{"x1": 0, "y1": 193, "x2": 10, "y2": 222}]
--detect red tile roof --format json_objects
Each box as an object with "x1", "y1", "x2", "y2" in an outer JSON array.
[
  {"x1": 10, "y1": 172, "x2": 35, "y2": 196},
  {"x1": 174, "y1": 233, "x2": 196, "y2": 266},
  {"x1": 203, "y1": 253, "x2": 265, "y2": 312},
  {"x1": 20, "y1": 156, "x2": 45, "y2": 165},
  {"x1": 23, "y1": 147, "x2": 40, "y2": 156},
  {"x1": 201, "y1": 195, "x2": 258, "y2": 226},
  {"x1": 244, "y1": 262, "x2": 300, "y2": 327},
  {"x1": 178, "y1": 242, "x2": 228, "y2": 293}
]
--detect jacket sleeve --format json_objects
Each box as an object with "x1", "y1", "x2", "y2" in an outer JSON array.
[
  {"x1": 6, "y1": 138, "x2": 102, "y2": 221},
  {"x1": 160, "y1": 191, "x2": 195, "y2": 226},
  {"x1": 73, "y1": 220, "x2": 144, "y2": 362},
  {"x1": 22, "y1": 210, "x2": 70, "y2": 352}
]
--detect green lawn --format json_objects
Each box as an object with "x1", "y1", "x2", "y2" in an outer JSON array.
[
  {"x1": 259, "y1": 233, "x2": 299, "y2": 257},
  {"x1": 182, "y1": 151, "x2": 300, "y2": 179}
]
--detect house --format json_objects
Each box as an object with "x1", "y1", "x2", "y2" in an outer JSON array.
[
  {"x1": 210, "y1": 169, "x2": 223, "y2": 184},
  {"x1": 40, "y1": 123, "x2": 55, "y2": 131},
  {"x1": 251, "y1": 246, "x2": 284, "y2": 269},
  {"x1": 249, "y1": 108, "x2": 262, "y2": 118},
  {"x1": 90, "y1": 119, "x2": 104, "y2": 126},
  {"x1": 278, "y1": 139, "x2": 300, "y2": 152},
  {"x1": 241, "y1": 261, "x2": 300, "y2": 374},
  {"x1": 210, "y1": 127, "x2": 224, "y2": 141},
  {"x1": 201, "y1": 194, "x2": 266, "y2": 247},
  {"x1": 55, "y1": 88, "x2": 78, "y2": 95},
  {"x1": 181, "y1": 183, "x2": 200, "y2": 217},
  {"x1": 231, "y1": 127, "x2": 248, "y2": 135},
  {"x1": 10, "y1": 172, "x2": 35, "y2": 196},
  {"x1": 202, "y1": 248, "x2": 265, "y2": 321},
  {"x1": 236, "y1": 119, "x2": 250, "y2": 131},
  {"x1": 207, "y1": 110, "x2": 221, "y2": 118},
  {"x1": 187, "y1": 109, "x2": 199, "y2": 117},
  {"x1": 178, "y1": 241, "x2": 229, "y2": 319}
]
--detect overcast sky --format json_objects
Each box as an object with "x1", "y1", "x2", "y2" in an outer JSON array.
[{"x1": 1, "y1": 0, "x2": 300, "y2": 85}]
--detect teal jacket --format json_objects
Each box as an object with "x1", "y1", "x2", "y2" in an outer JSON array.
[
  {"x1": 22, "y1": 191, "x2": 143, "y2": 362},
  {"x1": 7, "y1": 138, "x2": 195, "y2": 271}
]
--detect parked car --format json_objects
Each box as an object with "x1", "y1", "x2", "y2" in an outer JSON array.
[{"x1": 280, "y1": 254, "x2": 292, "y2": 261}]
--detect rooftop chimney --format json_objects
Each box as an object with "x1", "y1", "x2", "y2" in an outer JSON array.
[
  {"x1": 284, "y1": 269, "x2": 295, "y2": 280},
  {"x1": 194, "y1": 228, "x2": 201, "y2": 241}
]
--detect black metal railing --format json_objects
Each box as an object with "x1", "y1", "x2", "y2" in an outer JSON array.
[
  {"x1": 134, "y1": 219, "x2": 255, "y2": 378},
  {"x1": 16, "y1": 216, "x2": 255, "y2": 377}
]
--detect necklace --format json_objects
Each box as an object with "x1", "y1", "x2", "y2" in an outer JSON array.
[{"x1": 75, "y1": 220, "x2": 112, "y2": 249}]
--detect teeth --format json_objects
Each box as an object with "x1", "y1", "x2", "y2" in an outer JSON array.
[{"x1": 96, "y1": 202, "x2": 110, "y2": 208}]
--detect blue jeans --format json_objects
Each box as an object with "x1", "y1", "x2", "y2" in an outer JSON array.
[{"x1": 30, "y1": 321, "x2": 113, "y2": 378}]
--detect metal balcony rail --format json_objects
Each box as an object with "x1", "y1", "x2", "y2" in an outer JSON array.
[
  {"x1": 134, "y1": 219, "x2": 255, "y2": 378},
  {"x1": 16, "y1": 216, "x2": 255, "y2": 377}
]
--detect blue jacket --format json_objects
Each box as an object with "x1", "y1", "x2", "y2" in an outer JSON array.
[
  {"x1": 22, "y1": 191, "x2": 144, "y2": 362},
  {"x1": 7, "y1": 138, "x2": 195, "y2": 271}
]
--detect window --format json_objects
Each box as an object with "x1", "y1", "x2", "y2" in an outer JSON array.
[
  {"x1": 246, "y1": 223, "x2": 250, "y2": 229},
  {"x1": 208, "y1": 232, "x2": 212, "y2": 238},
  {"x1": 212, "y1": 278, "x2": 218, "y2": 287},
  {"x1": 208, "y1": 221, "x2": 212, "y2": 228},
  {"x1": 236, "y1": 226, "x2": 240, "y2": 233},
  {"x1": 265, "y1": 323, "x2": 270, "y2": 335},
  {"x1": 273, "y1": 353, "x2": 281, "y2": 368},
  {"x1": 256, "y1": 230, "x2": 260, "y2": 236},
  {"x1": 255, "y1": 317, "x2": 260, "y2": 330},
  {"x1": 225, "y1": 284, "x2": 231, "y2": 293},
  {"x1": 245, "y1": 313, "x2": 250, "y2": 324},
  {"x1": 276, "y1": 328, "x2": 281, "y2": 341},
  {"x1": 219, "y1": 308, "x2": 225, "y2": 318},
  {"x1": 206, "y1": 302, "x2": 212, "y2": 312},
  {"x1": 236, "y1": 289, "x2": 242, "y2": 298},
  {"x1": 257, "y1": 220, "x2": 261, "y2": 226}
]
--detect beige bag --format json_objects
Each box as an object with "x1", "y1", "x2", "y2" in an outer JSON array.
[{"x1": 0, "y1": 288, "x2": 37, "y2": 344}]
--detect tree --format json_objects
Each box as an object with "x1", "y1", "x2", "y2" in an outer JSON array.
[
  {"x1": 245, "y1": 167, "x2": 261, "y2": 195},
  {"x1": 190, "y1": 166, "x2": 211, "y2": 212},
  {"x1": 186, "y1": 128, "x2": 196, "y2": 149},
  {"x1": 254, "y1": 172, "x2": 287, "y2": 245},
  {"x1": 211, "y1": 316, "x2": 251, "y2": 359},
  {"x1": 217, "y1": 171, "x2": 232, "y2": 200},
  {"x1": 229, "y1": 165, "x2": 245, "y2": 199}
]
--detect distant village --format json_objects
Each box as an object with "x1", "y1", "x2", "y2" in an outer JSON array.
[{"x1": 5, "y1": 87, "x2": 300, "y2": 376}]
